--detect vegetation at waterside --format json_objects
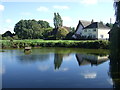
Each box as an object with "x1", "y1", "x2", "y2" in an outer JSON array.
[{"x1": 0, "y1": 40, "x2": 109, "y2": 49}]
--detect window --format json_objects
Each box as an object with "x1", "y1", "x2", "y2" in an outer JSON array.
[
  {"x1": 84, "y1": 29, "x2": 87, "y2": 32},
  {"x1": 93, "y1": 29, "x2": 96, "y2": 32},
  {"x1": 100, "y1": 35, "x2": 104, "y2": 38},
  {"x1": 93, "y1": 35, "x2": 96, "y2": 38}
]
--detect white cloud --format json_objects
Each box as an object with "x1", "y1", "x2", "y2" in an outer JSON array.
[
  {"x1": 37, "y1": 6, "x2": 49, "y2": 12},
  {"x1": 53, "y1": 5, "x2": 69, "y2": 10},
  {"x1": 0, "y1": 5, "x2": 4, "y2": 11},
  {"x1": 5, "y1": 19, "x2": 12, "y2": 23}
]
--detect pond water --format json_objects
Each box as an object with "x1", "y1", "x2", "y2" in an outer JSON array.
[{"x1": 0, "y1": 48, "x2": 117, "y2": 88}]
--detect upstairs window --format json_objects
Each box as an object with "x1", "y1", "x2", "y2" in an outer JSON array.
[
  {"x1": 93, "y1": 29, "x2": 96, "y2": 32},
  {"x1": 84, "y1": 29, "x2": 87, "y2": 32}
]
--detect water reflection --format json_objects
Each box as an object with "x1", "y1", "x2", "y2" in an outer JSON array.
[
  {"x1": 109, "y1": 52, "x2": 120, "y2": 89},
  {"x1": 17, "y1": 54, "x2": 50, "y2": 63},
  {"x1": 54, "y1": 53, "x2": 70, "y2": 69},
  {"x1": 76, "y1": 54, "x2": 108, "y2": 66},
  {"x1": 2, "y1": 48, "x2": 111, "y2": 88}
]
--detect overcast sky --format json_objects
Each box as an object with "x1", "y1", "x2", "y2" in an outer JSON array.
[{"x1": 0, "y1": 0, "x2": 116, "y2": 34}]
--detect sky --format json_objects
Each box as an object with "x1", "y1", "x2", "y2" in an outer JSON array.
[{"x1": 0, "y1": 0, "x2": 116, "y2": 34}]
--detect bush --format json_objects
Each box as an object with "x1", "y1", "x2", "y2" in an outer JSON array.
[
  {"x1": 0, "y1": 40, "x2": 110, "y2": 49},
  {"x1": 56, "y1": 27, "x2": 69, "y2": 40}
]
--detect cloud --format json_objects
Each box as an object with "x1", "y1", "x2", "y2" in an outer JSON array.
[
  {"x1": 5, "y1": 19, "x2": 12, "y2": 23},
  {"x1": 0, "y1": 5, "x2": 4, "y2": 11},
  {"x1": 37, "y1": 6, "x2": 49, "y2": 12},
  {"x1": 53, "y1": 5, "x2": 69, "y2": 10}
]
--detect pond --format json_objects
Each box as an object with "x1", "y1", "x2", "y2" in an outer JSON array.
[{"x1": 0, "y1": 47, "x2": 118, "y2": 88}]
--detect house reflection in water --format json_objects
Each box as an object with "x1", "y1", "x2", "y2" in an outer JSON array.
[{"x1": 76, "y1": 54, "x2": 109, "y2": 66}]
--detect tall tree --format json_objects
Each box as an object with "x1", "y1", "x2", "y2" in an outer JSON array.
[
  {"x1": 114, "y1": 1, "x2": 120, "y2": 26},
  {"x1": 53, "y1": 12, "x2": 63, "y2": 29},
  {"x1": 14, "y1": 19, "x2": 51, "y2": 39}
]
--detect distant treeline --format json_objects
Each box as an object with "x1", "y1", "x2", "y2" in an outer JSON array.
[{"x1": 1, "y1": 40, "x2": 109, "y2": 49}]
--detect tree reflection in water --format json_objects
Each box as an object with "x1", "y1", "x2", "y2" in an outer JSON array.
[{"x1": 109, "y1": 56, "x2": 120, "y2": 89}]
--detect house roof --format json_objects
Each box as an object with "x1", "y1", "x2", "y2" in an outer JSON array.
[
  {"x1": 75, "y1": 20, "x2": 91, "y2": 32},
  {"x1": 84, "y1": 22, "x2": 110, "y2": 29},
  {"x1": 63, "y1": 26, "x2": 70, "y2": 32},
  {"x1": 80, "y1": 20, "x2": 91, "y2": 27}
]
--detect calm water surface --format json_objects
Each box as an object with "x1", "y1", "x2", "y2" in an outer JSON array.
[{"x1": 1, "y1": 48, "x2": 114, "y2": 88}]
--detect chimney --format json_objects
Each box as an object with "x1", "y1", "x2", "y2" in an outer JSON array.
[
  {"x1": 110, "y1": 18, "x2": 112, "y2": 24},
  {"x1": 91, "y1": 19, "x2": 94, "y2": 23}
]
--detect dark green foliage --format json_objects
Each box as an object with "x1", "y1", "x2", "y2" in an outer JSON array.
[
  {"x1": 38, "y1": 20, "x2": 50, "y2": 28},
  {"x1": 2, "y1": 31, "x2": 13, "y2": 37},
  {"x1": 14, "y1": 19, "x2": 52, "y2": 39},
  {"x1": 65, "y1": 32, "x2": 74, "y2": 40},
  {"x1": 1, "y1": 40, "x2": 109, "y2": 49},
  {"x1": 106, "y1": 23, "x2": 113, "y2": 28},
  {"x1": 56, "y1": 27, "x2": 69, "y2": 40},
  {"x1": 114, "y1": 1, "x2": 120, "y2": 23}
]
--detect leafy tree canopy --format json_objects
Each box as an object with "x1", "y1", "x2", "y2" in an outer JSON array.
[
  {"x1": 2, "y1": 31, "x2": 13, "y2": 37},
  {"x1": 14, "y1": 19, "x2": 52, "y2": 39},
  {"x1": 53, "y1": 12, "x2": 63, "y2": 29},
  {"x1": 56, "y1": 27, "x2": 69, "y2": 40}
]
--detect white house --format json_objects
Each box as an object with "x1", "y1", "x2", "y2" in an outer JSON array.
[
  {"x1": 82, "y1": 22, "x2": 110, "y2": 40},
  {"x1": 72, "y1": 20, "x2": 91, "y2": 39},
  {"x1": 73, "y1": 20, "x2": 110, "y2": 40}
]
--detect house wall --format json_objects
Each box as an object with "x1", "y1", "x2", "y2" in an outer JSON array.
[
  {"x1": 82, "y1": 28, "x2": 97, "y2": 39},
  {"x1": 98, "y1": 29, "x2": 110, "y2": 40},
  {"x1": 72, "y1": 24, "x2": 83, "y2": 38}
]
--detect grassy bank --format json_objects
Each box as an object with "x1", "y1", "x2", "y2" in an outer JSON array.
[{"x1": 0, "y1": 39, "x2": 110, "y2": 49}]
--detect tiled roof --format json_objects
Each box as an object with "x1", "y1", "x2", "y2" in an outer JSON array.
[
  {"x1": 80, "y1": 20, "x2": 91, "y2": 27},
  {"x1": 84, "y1": 22, "x2": 110, "y2": 29}
]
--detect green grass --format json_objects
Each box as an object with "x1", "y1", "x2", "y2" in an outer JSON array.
[{"x1": 0, "y1": 39, "x2": 110, "y2": 49}]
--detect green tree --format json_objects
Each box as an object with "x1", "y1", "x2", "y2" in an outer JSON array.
[
  {"x1": 14, "y1": 19, "x2": 51, "y2": 39},
  {"x1": 53, "y1": 12, "x2": 63, "y2": 29},
  {"x1": 56, "y1": 27, "x2": 69, "y2": 39},
  {"x1": 2, "y1": 31, "x2": 13, "y2": 37},
  {"x1": 106, "y1": 23, "x2": 113, "y2": 28},
  {"x1": 38, "y1": 20, "x2": 50, "y2": 28}
]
